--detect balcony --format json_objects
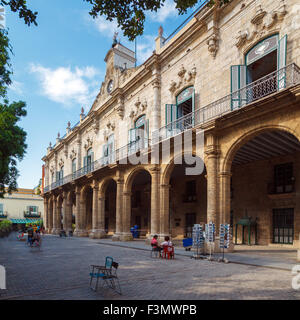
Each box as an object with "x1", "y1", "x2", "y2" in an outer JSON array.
[
  {"x1": 156, "y1": 63, "x2": 300, "y2": 141},
  {"x1": 24, "y1": 212, "x2": 41, "y2": 218},
  {"x1": 43, "y1": 64, "x2": 300, "y2": 194}
]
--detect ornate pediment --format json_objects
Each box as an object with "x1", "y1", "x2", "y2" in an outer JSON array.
[
  {"x1": 235, "y1": 1, "x2": 287, "y2": 50},
  {"x1": 116, "y1": 96, "x2": 125, "y2": 119},
  {"x1": 129, "y1": 97, "x2": 147, "y2": 119},
  {"x1": 103, "y1": 121, "x2": 115, "y2": 141},
  {"x1": 169, "y1": 65, "x2": 196, "y2": 93}
]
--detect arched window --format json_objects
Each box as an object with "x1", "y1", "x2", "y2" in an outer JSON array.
[
  {"x1": 72, "y1": 159, "x2": 76, "y2": 178},
  {"x1": 129, "y1": 115, "x2": 149, "y2": 153},
  {"x1": 230, "y1": 34, "x2": 287, "y2": 109},
  {"x1": 84, "y1": 148, "x2": 94, "y2": 173},
  {"x1": 165, "y1": 86, "x2": 195, "y2": 128},
  {"x1": 58, "y1": 166, "x2": 64, "y2": 184}
]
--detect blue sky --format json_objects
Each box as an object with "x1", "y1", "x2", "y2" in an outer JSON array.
[{"x1": 5, "y1": 0, "x2": 200, "y2": 188}]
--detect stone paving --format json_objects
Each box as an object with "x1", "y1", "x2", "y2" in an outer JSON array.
[{"x1": 0, "y1": 233, "x2": 300, "y2": 300}]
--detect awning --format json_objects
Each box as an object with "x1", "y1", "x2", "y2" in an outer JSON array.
[{"x1": 10, "y1": 219, "x2": 43, "y2": 224}]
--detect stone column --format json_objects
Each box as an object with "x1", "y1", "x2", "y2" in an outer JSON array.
[
  {"x1": 43, "y1": 197, "x2": 48, "y2": 231},
  {"x1": 66, "y1": 197, "x2": 73, "y2": 234},
  {"x1": 112, "y1": 178, "x2": 124, "y2": 241},
  {"x1": 74, "y1": 186, "x2": 86, "y2": 236},
  {"x1": 62, "y1": 191, "x2": 67, "y2": 232},
  {"x1": 206, "y1": 151, "x2": 219, "y2": 225},
  {"x1": 52, "y1": 197, "x2": 60, "y2": 234},
  {"x1": 47, "y1": 197, "x2": 53, "y2": 233},
  {"x1": 89, "y1": 181, "x2": 106, "y2": 238},
  {"x1": 121, "y1": 191, "x2": 133, "y2": 241},
  {"x1": 219, "y1": 171, "x2": 234, "y2": 253},
  {"x1": 150, "y1": 167, "x2": 160, "y2": 237},
  {"x1": 160, "y1": 184, "x2": 170, "y2": 239}
]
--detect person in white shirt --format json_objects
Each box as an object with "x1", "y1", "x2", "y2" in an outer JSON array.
[{"x1": 160, "y1": 236, "x2": 173, "y2": 247}]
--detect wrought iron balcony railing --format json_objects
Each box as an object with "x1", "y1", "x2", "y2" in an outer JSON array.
[
  {"x1": 24, "y1": 212, "x2": 41, "y2": 218},
  {"x1": 155, "y1": 63, "x2": 300, "y2": 141},
  {"x1": 43, "y1": 63, "x2": 300, "y2": 193},
  {"x1": 44, "y1": 138, "x2": 150, "y2": 192}
]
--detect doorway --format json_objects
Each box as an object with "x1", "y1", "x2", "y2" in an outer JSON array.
[{"x1": 185, "y1": 213, "x2": 196, "y2": 238}]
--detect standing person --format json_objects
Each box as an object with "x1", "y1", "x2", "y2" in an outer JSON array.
[{"x1": 27, "y1": 225, "x2": 34, "y2": 247}]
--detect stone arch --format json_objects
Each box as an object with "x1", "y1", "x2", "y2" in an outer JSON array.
[
  {"x1": 222, "y1": 124, "x2": 300, "y2": 174},
  {"x1": 242, "y1": 31, "x2": 280, "y2": 57},
  {"x1": 98, "y1": 176, "x2": 117, "y2": 196},
  {"x1": 124, "y1": 165, "x2": 152, "y2": 193},
  {"x1": 161, "y1": 151, "x2": 207, "y2": 186}
]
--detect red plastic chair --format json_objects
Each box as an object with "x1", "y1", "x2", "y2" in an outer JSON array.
[{"x1": 162, "y1": 245, "x2": 174, "y2": 259}]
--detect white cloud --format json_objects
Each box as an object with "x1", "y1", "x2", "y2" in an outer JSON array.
[
  {"x1": 29, "y1": 64, "x2": 101, "y2": 107},
  {"x1": 149, "y1": 0, "x2": 177, "y2": 23},
  {"x1": 92, "y1": 15, "x2": 120, "y2": 39},
  {"x1": 136, "y1": 35, "x2": 156, "y2": 63}
]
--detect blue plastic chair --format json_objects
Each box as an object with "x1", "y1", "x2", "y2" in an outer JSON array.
[{"x1": 89, "y1": 257, "x2": 121, "y2": 294}]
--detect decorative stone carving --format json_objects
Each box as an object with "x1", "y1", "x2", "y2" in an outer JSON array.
[
  {"x1": 84, "y1": 137, "x2": 93, "y2": 150},
  {"x1": 169, "y1": 65, "x2": 197, "y2": 93},
  {"x1": 63, "y1": 143, "x2": 68, "y2": 158},
  {"x1": 251, "y1": 5, "x2": 266, "y2": 26},
  {"x1": 116, "y1": 96, "x2": 125, "y2": 119},
  {"x1": 69, "y1": 149, "x2": 77, "y2": 160},
  {"x1": 50, "y1": 165, "x2": 55, "y2": 173},
  {"x1": 58, "y1": 158, "x2": 64, "y2": 168},
  {"x1": 235, "y1": 1, "x2": 287, "y2": 50},
  {"x1": 207, "y1": 33, "x2": 219, "y2": 58},
  {"x1": 129, "y1": 97, "x2": 148, "y2": 119},
  {"x1": 92, "y1": 118, "x2": 99, "y2": 134}
]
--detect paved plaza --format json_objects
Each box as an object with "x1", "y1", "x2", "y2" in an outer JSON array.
[{"x1": 0, "y1": 233, "x2": 300, "y2": 300}]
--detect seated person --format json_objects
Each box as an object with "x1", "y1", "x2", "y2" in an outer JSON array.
[
  {"x1": 160, "y1": 236, "x2": 173, "y2": 247},
  {"x1": 151, "y1": 235, "x2": 162, "y2": 253}
]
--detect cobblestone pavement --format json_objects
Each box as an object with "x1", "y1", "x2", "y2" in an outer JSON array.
[{"x1": 0, "y1": 233, "x2": 300, "y2": 300}]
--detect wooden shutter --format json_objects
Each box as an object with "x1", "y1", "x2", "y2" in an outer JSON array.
[
  {"x1": 230, "y1": 65, "x2": 247, "y2": 110},
  {"x1": 278, "y1": 35, "x2": 287, "y2": 90}
]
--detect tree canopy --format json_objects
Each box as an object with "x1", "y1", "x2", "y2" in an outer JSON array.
[{"x1": 84, "y1": 0, "x2": 231, "y2": 41}]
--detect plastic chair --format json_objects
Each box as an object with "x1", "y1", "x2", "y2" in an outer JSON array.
[
  {"x1": 89, "y1": 256, "x2": 121, "y2": 294},
  {"x1": 162, "y1": 245, "x2": 174, "y2": 259}
]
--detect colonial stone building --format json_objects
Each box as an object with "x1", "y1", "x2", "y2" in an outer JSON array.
[{"x1": 42, "y1": 0, "x2": 300, "y2": 250}]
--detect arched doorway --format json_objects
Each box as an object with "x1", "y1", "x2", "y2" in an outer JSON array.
[
  {"x1": 162, "y1": 154, "x2": 206, "y2": 239},
  {"x1": 228, "y1": 129, "x2": 300, "y2": 246},
  {"x1": 104, "y1": 180, "x2": 116, "y2": 235},
  {"x1": 130, "y1": 170, "x2": 151, "y2": 238}
]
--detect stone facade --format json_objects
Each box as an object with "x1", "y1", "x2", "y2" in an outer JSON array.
[{"x1": 42, "y1": 0, "x2": 300, "y2": 255}]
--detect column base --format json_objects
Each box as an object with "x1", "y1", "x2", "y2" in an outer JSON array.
[
  {"x1": 205, "y1": 238, "x2": 235, "y2": 254},
  {"x1": 51, "y1": 228, "x2": 60, "y2": 235},
  {"x1": 120, "y1": 232, "x2": 133, "y2": 241},
  {"x1": 89, "y1": 229, "x2": 107, "y2": 239},
  {"x1": 73, "y1": 229, "x2": 89, "y2": 237},
  {"x1": 112, "y1": 233, "x2": 122, "y2": 241}
]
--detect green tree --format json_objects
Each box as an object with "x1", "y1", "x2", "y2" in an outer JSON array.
[
  {"x1": 84, "y1": 0, "x2": 231, "y2": 41},
  {"x1": 1, "y1": 0, "x2": 37, "y2": 26},
  {"x1": 0, "y1": 98, "x2": 27, "y2": 198}
]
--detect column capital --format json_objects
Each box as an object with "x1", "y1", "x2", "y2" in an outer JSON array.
[
  {"x1": 151, "y1": 78, "x2": 160, "y2": 89},
  {"x1": 116, "y1": 178, "x2": 124, "y2": 185},
  {"x1": 149, "y1": 166, "x2": 160, "y2": 173},
  {"x1": 205, "y1": 147, "x2": 220, "y2": 157}
]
